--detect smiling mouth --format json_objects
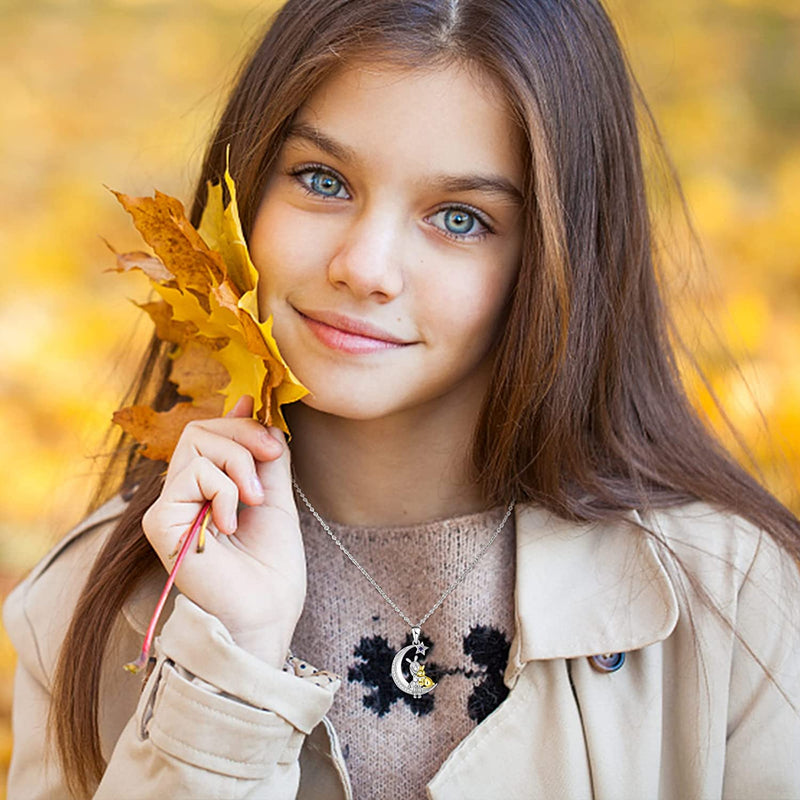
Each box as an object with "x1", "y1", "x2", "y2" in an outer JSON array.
[{"x1": 296, "y1": 309, "x2": 414, "y2": 354}]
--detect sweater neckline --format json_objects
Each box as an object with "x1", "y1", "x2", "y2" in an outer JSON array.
[{"x1": 297, "y1": 503, "x2": 510, "y2": 539}]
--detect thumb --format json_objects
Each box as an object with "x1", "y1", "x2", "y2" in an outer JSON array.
[
  {"x1": 254, "y1": 427, "x2": 296, "y2": 517},
  {"x1": 226, "y1": 394, "x2": 255, "y2": 419}
]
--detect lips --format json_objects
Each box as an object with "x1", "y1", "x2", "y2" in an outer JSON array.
[{"x1": 296, "y1": 308, "x2": 414, "y2": 354}]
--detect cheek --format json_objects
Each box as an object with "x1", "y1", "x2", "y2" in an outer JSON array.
[
  {"x1": 420, "y1": 258, "x2": 515, "y2": 354},
  {"x1": 250, "y1": 201, "x2": 336, "y2": 306}
]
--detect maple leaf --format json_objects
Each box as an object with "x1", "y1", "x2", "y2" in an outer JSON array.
[
  {"x1": 109, "y1": 166, "x2": 308, "y2": 460},
  {"x1": 112, "y1": 399, "x2": 224, "y2": 462}
]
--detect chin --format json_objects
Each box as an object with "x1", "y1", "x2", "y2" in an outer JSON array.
[{"x1": 296, "y1": 391, "x2": 403, "y2": 421}]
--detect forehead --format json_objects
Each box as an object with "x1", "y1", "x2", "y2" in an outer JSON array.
[{"x1": 291, "y1": 60, "x2": 524, "y2": 185}]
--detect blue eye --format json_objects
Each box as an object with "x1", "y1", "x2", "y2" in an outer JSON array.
[
  {"x1": 443, "y1": 209, "x2": 475, "y2": 234},
  {"x1": 428, "y1": 206, "x2": 490, "y2": 240},
  {"x1": 294, "y1": 166, "x2": 349, "y2": 199},
  {"x1": 310, "y1": 171, "x2": 343, "y2": 197}
]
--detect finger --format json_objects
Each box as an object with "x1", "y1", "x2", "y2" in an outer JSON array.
[
  {"x1": 226, "y1": 394, "x2": 254, "y2": 419},
  {"x1": 253, "y1": 428, "x2": 297, "y2": 519},
  {"x1": 143, "y1": 459, "x2": 241, "y2": 569},
  {"x1": 178, "y1": 457, "x2": 239, "y2": 534},
  {"x1": 169, "y1": 417, "x2": 281, "y2": 480},
  {"x1": 165, "y1": 427, "x2": 267, "y2": 506}
]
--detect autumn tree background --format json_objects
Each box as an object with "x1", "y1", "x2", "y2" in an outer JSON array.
[{"x1": 0, "y1": 0, "x2": 798, "y2": 792}]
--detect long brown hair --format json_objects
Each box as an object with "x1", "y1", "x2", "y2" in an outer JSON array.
[{"x1": 50, "y1": 0, "x2": 799, "y2": 795}]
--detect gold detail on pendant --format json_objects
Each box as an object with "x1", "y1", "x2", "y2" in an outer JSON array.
[{"x1": 415, "y1": 665, "x2": 435, "y2": 688}]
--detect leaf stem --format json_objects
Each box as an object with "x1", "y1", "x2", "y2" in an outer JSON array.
[{"x1": 124, "y1": 501, "x2": 212, "y2": 673}]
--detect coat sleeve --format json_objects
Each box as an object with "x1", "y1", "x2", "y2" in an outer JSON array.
[
  {"x1": 5, "y1": 657, "x2": 73, "y2": 798},
  {"x1": 723, "y1": 526, "x2": 800, "y2": 799},
  {"x1": 3, "y1": 500, "x2": 342, "y2": 800},
  {"x1": 96, "y1": 596, "x2": 341, "y2": 800}
]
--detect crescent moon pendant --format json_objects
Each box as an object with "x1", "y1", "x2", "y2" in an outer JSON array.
[{"x1": 391, "y1": 645, "x2": 437, "y2": 696}]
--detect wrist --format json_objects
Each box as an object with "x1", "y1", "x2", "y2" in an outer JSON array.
[{"x1": 231, "y1": 629, "x2": 294, "y2": 670}]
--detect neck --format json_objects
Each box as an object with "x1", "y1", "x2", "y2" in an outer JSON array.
[{"x1": 286, "y1": 393, "x2": 489, "y2": 527}]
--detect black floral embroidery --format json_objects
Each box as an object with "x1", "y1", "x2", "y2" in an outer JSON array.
[
  {"x1": 347, "y1": 624, "x2": 510, "y2": 722},
  {"x1": 463, "y1": 625, "x2": 511, "y2": 723}
]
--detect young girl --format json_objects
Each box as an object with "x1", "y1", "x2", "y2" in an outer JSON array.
[{"x1": 5, "y1": 0, "x2": 800, "y2": 798}]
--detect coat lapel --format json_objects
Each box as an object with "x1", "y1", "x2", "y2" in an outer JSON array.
[
  {"x1": 427, "y1": 658, "x2": 594, "y2": 799},
  {"x1": 429, "y1": 504, "x2": 680, "y2": 798},
  {"x1": 505, "y1": 504, "x2": 679, "y2": 687}
]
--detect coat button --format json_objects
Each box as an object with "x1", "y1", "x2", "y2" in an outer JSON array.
[{"x1": 589, "y1": 652, "x2": 626, "y2": 673}]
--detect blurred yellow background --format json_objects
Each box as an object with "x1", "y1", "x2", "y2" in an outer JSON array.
[{"x1": 0, "y1": 0, "x2": 798, "y2": 792}]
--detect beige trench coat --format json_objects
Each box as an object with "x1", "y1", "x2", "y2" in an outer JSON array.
[{"x1": 4, "y1": 494, "x2": 800, "y2": 799}]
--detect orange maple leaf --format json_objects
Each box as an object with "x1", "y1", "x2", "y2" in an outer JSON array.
[{"x1": 109, "y1": 167, "x2": 308, "y2": 461}]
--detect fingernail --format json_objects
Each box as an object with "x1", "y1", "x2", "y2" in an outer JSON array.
[
  {"x1": 250, "y1": 475, "x2": 264, "y2": 497},
  {"x1": 228, "y1": 512, "x2": 238, "y2": 532},
  {"x1": 267, "y1": 426, "x2": 285, "y2": 444},
  {"x1": 224, "y1": 399, "x2": 240, "y2": 418}
]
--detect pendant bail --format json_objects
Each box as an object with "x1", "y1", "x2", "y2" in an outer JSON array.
[{"x1": 411, "y1": 626, "x2": 421, "y2": 645}]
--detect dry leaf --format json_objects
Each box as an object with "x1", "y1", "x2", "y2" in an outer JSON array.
[
  {"x1": 169, "y1": 340, "x2": 231, "y2": 401},
  {"x1": 137, "y1": 300, "x2": 200, "y2": 347},
  {"x1": 106, "y1": 245, "x2": 175, "y2": 283},
  {"x1": 112, "y1": 398, "x2": 224, "y2": 462},
  {"x1": 109, "y1": 165, "x2": 308, "y2": 460},
  {"x1": 110, "y1": 189, "x2": 224, "y2": 292}
]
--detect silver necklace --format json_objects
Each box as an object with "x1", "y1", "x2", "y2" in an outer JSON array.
[{"x1": 292, "y1": 478, "x2": 515, "y2": 698}]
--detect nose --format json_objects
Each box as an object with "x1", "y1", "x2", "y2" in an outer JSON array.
[{"x1": 327, "y1": 208, "x2": 405, "y2": 302}]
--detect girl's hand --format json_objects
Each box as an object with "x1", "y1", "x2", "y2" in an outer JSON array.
[{"x1": 141, "y1": 395, "x2": 306, "y2": 669}]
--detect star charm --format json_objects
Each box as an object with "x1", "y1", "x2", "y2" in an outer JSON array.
[{"x1": 415, "y1": 641, "x2": 429, "y2": 655}]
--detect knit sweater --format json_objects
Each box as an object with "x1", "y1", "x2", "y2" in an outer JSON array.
[{"x1": 291, "y1": 504, "x2": 516, "y2": 799}]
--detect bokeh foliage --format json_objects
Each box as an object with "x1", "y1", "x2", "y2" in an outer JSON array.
[{"x1": 0, "y1": 0, "x2": 798, "y2": 793}]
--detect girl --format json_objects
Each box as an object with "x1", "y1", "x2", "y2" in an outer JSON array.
[{"x1": 5, "y1": 0, "x2": 800, "y2": 798}]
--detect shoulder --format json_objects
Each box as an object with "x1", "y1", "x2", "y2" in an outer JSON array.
[
  {"x1": 636, "y1": 500, "x2": 760, "y2": 555},
  {"x1": 2, "y1": 494, "x2": 130, "y2": 687},
  {"x1": 634, "y1": 500, "x2": 800, "y2": 618}
]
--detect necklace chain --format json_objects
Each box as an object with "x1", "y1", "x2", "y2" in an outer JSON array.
[{"x1": 292, "y1": 478, "x2": 515, "y2": 631}]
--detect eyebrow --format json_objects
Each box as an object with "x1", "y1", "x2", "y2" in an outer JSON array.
[
  {"x1": 285, "y1": 121, "x2": 524, "y2": 206},
  {"x1": 286, "y1": 122, "x2": 358, "y2": 163}
]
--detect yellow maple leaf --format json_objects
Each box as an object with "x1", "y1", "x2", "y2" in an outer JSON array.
[{"x1": 109, "y1": 166, "x2": 308, "y2": 460}]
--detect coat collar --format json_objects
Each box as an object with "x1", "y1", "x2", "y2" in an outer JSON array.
[{"x1": 504, "y1": 503, "x2": 679, "y2": 688}]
